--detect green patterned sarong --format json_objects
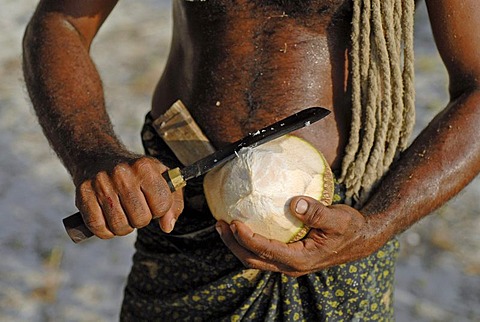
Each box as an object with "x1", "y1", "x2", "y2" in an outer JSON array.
[{"x1": 120, "y1": 114, "x2": 399, "y2": 321}]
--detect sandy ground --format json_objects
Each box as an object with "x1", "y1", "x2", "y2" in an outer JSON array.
[{"x1": 0, "y1": 1, "x2": 479, "y2": 321}]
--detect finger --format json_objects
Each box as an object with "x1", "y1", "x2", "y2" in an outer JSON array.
[
  {"x1": 229, "y1": 221, "x2": 292, "y2": 261},
  {"x1": 76, "y1": 181, "x2": 115, "y2": 239},
  {"x1": 228, "y1": 220, "x2": 312, "y2": 272},
  {"x1": 157, "y1": 190, "x2": 184, "y2": 233},
  {"x1": 215, "y1": 221, "x2": 283, "y2": 272},
  {"x1": 290, "y1": 196, "x2": 338, "y2": 231},
  {"x1": 136, "y1": 159, "x2": 174, "y2": 218},
  {"x1": 94, "y1": 172, "x2": 134, "y2": 236},
  {"x1": 118, "y1": 188, "x2": 152, "y2": 228},
  {"x1": 111, "y1": 165, "x2": 152, "y2": 228},
  {"x1": 217, "y1": 221, "x2": 313, "y2": 275}
]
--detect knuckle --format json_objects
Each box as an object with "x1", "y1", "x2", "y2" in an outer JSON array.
[
  {"x1": 77, "y1": 180, "x2": 92, "y2": 193},
  {"x1": 136, "y1": 158, "x2": 169, "y2": 184},
  {"x1": 109, "y1": 216, "x2": 128, "y2": 232},
  {"x1": 75, "y1": 182, "x2": 93, "y2": 204},
  {"x1": 305, "y1": 203, "x2": 327, "y2": 226},
  {"x1": 93, "y1": 170, "x2": 109, "y2": 183},
  {"x1": 111, "y1": 163, "x2": 132, "y2": 179},
  {"x1": 92, "y1": 173, "x2": 114, "y2": 195},
  {"x1": 257, "y1": 249, "x2": 275, "y2": 261},
  {"x1": 133, "y1": 157, "x2": 156, "y2": 173},
  {"x1": 113, "y1": 171, "x2": 138, "y2": 193}
]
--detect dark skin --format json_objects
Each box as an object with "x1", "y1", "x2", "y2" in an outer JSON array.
[{"x1": 23, "y1": 0, "x2": 480, "y2": 277}]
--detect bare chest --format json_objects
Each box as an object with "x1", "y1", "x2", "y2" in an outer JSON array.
[
  {"x1": 181, "y1": 0, "x2": 353, "y2": 23},
  {"x1": 154, "y1": 0, "x2": 354, "y2": 168}
]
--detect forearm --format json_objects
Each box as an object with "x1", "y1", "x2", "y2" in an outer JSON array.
[
  {"x1": 362, "y1": 89, "x2": 480, "y2": 245},
  {"x1": 22, "y1": 12, "x2": 132, "y2": 182}
]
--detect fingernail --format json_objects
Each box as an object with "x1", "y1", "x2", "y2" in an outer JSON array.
[
  {"x1": 169, "y1": 218, "x2": 176, "y2": 232},
  {"x1": 230, "y1": 223, "x2": 237, "y2": 234},
  {"x1": 215, "y1": 223, "x2": 222, "y2": 236},
  {"x1": 295, "y1": 199, "x2": 309, "y2": 215}
]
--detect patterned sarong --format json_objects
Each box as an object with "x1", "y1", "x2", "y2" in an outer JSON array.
[{"x1": 120, "y1": 113, "x2": 399, "y2": 321}]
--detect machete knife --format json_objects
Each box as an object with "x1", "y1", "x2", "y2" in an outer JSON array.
[{"x1": 63, "y1": 107, "x2": 330, "y2": 243}]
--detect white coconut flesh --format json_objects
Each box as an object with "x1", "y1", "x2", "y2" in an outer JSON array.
[{"x1": 203, "y1": 135, "x2": 334, "y2": 243}]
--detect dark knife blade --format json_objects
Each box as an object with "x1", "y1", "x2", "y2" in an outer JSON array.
[
  {"x1": 162, "y1": 106, "x2": 330, "y2": 191},
  {"x1": 62, "y1": 106, "x2": 330, "y2": 243}
]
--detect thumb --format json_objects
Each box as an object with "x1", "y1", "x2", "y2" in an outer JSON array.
[{"x1": 290, "y1": 196, "x2": 335, "y2": 230}]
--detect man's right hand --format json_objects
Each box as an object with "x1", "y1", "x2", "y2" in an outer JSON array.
[
  {"x1": 22, "y1": 1, "x2": 184, "y2": 240},
  {"x1": 74, "y1": 155, "x2": 184, "y2": 239}
]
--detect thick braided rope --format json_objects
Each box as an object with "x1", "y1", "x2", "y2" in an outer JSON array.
[{"x1": 340, "y1": 0, "x2": 416, "y2": 206}]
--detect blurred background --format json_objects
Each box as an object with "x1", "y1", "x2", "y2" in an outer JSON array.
[{"x1": 0, "y1": 1, "x2": 478, "y2": 321}]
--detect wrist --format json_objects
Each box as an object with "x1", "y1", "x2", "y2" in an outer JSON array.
[
  {"x1": 71, "y1": 148, "x2": 140, "y2": 185},
  {"x1": 360, "y1": 208, "x2": 397, "y2": 252}
]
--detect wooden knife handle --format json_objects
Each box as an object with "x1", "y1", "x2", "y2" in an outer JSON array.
[{"x1": 62, "y1": 212, "x2": 93, "y2": 244}]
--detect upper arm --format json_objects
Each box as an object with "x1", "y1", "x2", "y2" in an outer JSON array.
[
  {"x1": 425, "y1": 0, "x2": 480, "y2": 97},
  {"x1": 30, "y1": 0, "x2": 119, "y2": 47}
]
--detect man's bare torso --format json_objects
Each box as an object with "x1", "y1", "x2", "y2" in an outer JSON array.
[{"x1": 152, "y1": 0, "x2": 354, "y2": 169}]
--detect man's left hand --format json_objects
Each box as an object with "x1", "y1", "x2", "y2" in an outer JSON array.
[{"x1": 215, "y1": 196, "x2": 380, "y2": 277}]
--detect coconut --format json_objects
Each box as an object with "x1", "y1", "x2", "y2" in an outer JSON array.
[{"x1": 203, "y1": 135, "x2": 334, "y2": 243}]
